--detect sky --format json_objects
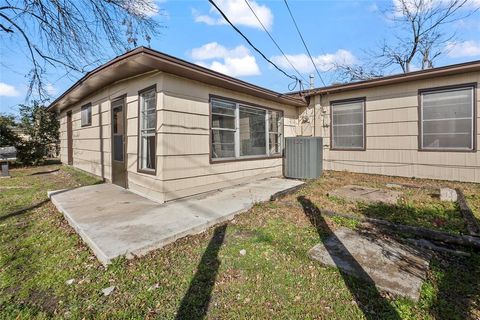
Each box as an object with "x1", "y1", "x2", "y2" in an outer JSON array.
[{"x1": 1, "y1": 0, "x2": 480, "y2": 116}]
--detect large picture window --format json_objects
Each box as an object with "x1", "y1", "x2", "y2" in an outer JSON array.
[
  {"x1": 331, "y1": 99, "x2": 365, "y2": 150},
  {"x1": 420, "y1": 85, "x2": 475, "y2": 151},
  {"x1": 138, "y1": 86, "x2": 157, "y2": 172},
  {"x1": 211, "y1": 97, "x2": 283, "y2": 161}
]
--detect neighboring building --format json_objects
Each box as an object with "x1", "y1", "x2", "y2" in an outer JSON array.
[
  {"x1": 48, "y1": 47, "x2": 480, "y2": 203},
  {"x1": 296, "y1": 61, "x2": 479, "y2": 183}
]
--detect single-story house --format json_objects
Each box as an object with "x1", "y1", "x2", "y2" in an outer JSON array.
[
  {"x1": 295, "y1": 61, "x2": 479, "y2": 183},
  {"x1": 48, "y1": 47, "x2": 479, "y2": 203}
]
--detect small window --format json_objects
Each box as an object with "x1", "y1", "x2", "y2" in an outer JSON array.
[
  {"x1": 138, "y1": 87, "x2": 157, "y2": 172},
  {"x1": 268, "y1": 110, "x2": 282, "y2": 155},
  {"x1": 331, "y1": 99, "x2": 365, "y2": 150},
  {"x1": 81, "y1": 104, "x2": 92, "y2": 127},
  {"x1": 210, "y1": 97, "x2": 283, "y2": 160},
  {"x1": 420, "y1": 86, "x2": 475, "y2": 151}
]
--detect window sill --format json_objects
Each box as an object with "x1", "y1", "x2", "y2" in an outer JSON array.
[
  {"x1": 137, "y1": 168, "x2": 156, "y2": 175},
  {"x1": 330, "y1": 147, "x2": 366, "y2": 151},
  {"x1": 419, "y1": 148, "x2": 476, "y2": 153},
  {"x1": 210, "y1": 154, "x2": 282, "y2": 164},
  {"x1": 81, "y1": 123, "x2": 92, "y2": 127}
]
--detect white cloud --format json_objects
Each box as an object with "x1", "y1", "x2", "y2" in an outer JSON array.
[
  {"x1": 0, "y1": 82, "x2": 20, "y2": 97},
  {"x1": 45, "y1": 83, "x2": 57, "y2": 96},
  {"x1": 191, "y1": 42, "x2": 260, "y2": 77},
  {"x1": 446, "y1": 40, "x2": 480, "y2": 57},
  {"x1": 368, "y1": 3, "x2": 379, "y2": 12},
  {"x1": 192, "y1": 0, "x2": 274, "y2": 30},
  {"x1": 271, "y1": 50, "x2": 357, "y2": 74}
]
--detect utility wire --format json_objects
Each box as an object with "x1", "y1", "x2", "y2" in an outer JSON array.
[
  {"x1": 243, "y1": 0, "x2": 308, "y2": 84},
  {"x1": 208, "y1": 0, "x2": 304, "y2": 91},
  {"x1": 283, "y1": 0, "x2": 326, "y2": 87}
]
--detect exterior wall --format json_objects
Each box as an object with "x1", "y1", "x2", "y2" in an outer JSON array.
[
  {"x1": 305, "y1": 71, "x2": 480, "y2": 183},
  {"x1": 59, "y1": 71, "x2": 300, "y2": 203},
  {"x1": 159, "y1": 73, "x2": 299, "y2": 201}
]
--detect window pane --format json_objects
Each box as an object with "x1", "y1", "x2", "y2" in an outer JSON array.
[
  {"x1": 113, "y1": 135, "x2": 123, "y2": 161},
  {"x1": 81, "y1": 105, "x2": 91, "y2": 126},
  {"x1": 422, "y1": 87, "x2": 473, "y2": 150},
  {"x1": 269, "y1": 110, "x2": 281, "y2": 132},
  {"x1": 212, "y1": 99, "x2": 236, "y2": 116},
  {"x1": 142, "y1": 109, "x2": 156, "y2": 130},
  {"x1": 269, "y1": 133, "x2": 281, "y2": 154},
  {"x1": 240, "y1": 106, "x2": 266, "y2": 156},
  {"x1": 141, "y1": 134, "x2": 156, "y2": 170},
  {"x1": 139, "y1": 88, "x2": 156, "y2": 170},
  {"x1": 212, "y1": 129, "x2": 234, "y2": 144},
  {"x1": 113, "y1": 106, "x2": 123, "y2": 134},
  {"x1": 211, "y1": 130, "x2": 235, "y2": 158},
  {"x1": 332, "y1": 101, "x2": 364, "y2": 149},
  {"x1": 212, "y1": 114, "x2": 235, "y2": 129},
  {"x1": 141, "y1": 90, "x2": 156, "y2": 111}
]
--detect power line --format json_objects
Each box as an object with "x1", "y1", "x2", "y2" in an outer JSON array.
[
  {"x1": 208, "y1": 0, "x2": 304, "y2": 91},
  {"x1": 283, "y1": 0, "x2": 326, "y2": 87},
  {"x1": 243, "y1": 0, "x2": 308, "y2": 83}
]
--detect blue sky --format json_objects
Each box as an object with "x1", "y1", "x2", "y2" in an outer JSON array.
[{"x1": 1, "y1": 0, "x2": 480, "y2": 115}]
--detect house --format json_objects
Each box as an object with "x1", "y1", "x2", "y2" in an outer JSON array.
[
  {"x1": 48, "y1": 47, "x2": 304, "y2": 203},
  {"x1": 295, "y1": 61, "x2": 479, "y2": 183},
  {"x1": 48, "y1": 47, "x2": 480, "y2": 203}
]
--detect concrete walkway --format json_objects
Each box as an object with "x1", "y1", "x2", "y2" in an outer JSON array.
[{"x1": 50, "y1": 178, "x2": 303, "y2": 265}]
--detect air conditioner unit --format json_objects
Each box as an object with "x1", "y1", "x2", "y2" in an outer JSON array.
[{"x1": 284, "y1": 137, "x2": 323, "y2": 179}]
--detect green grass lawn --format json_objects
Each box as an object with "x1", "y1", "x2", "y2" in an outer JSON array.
[{"x1": 1, "y1": 166, "x2": 479, "y2": 319}]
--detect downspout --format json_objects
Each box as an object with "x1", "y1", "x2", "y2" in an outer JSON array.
[{"x1": 99, "y1": 103, "x2": 105, "y2": 181}]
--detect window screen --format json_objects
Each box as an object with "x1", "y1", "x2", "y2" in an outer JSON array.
[
  {"x1": 268, "y1": 110, "x2": 282, "y2": 154},
  {"x1": 421, "y1": 86, "x2": 474, "y2": 150},
  {"x1": 211, "y1": 99, "x2": 236, "y2": 159},
  {"x1": 331, "y1": 100, "x2": 365, "y2": 149},
  {"x1": 81, "y1": 104, "x2": 92, "y2": 127},
  {"x1": 210, "y1": 98, "x2": 283, "y2": 160},
  {"x1": 139, "y1": 88, "x2": 156, "y2": 171},
  {"x1": 239, "y1": 106, "x2": 266, "y2": 156}
]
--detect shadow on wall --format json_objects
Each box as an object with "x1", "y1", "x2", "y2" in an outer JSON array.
[
  {"x1": 297, "y1": 196, "x2": 401, "y2": 320},
  {"x1": 175, "y1": 224, "x2": 227, "y2": 320}
]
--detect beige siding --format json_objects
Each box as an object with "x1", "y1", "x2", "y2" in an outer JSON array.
[
  {"x1": 58, "y1": 71, "x2": 300, "y2": 202},
  {"x1": 309, "y1": 71, "x2": 480, "y2": 183},
  {"x1": 159, "y1": 73, "x2": 298, "y2": 201}
]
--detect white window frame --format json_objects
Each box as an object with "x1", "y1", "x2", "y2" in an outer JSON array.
[
  {"x1": 330, "y1": 98, "x2": 365, "y2": 150},
  {"x1": 419, "y1": 85, "x2": 475, "y2": 152},
  {"x1": 81, "y1": 103, "x2": 92, "y2": 127},
  {"x1": 210, "y1": 97, "x2": 284, "y2": 161},
  {"x1": 138, "y1": 86, "x2": 157, "y2": 173}
]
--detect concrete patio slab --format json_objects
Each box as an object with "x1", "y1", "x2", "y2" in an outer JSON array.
[
  {"x1": 309, "y1": 227, "x2": 430, "y2": 301},
  {"x1": 50, "y1": 178, "x2": 303, "y2": 265},
  {"x1": 330, "y1": 185, "x2": 401, "y2": 205}
]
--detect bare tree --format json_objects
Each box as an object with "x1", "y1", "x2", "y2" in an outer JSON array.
[
  {"x1": 334, "y1": 64, "x2": 383, "y2": 82},
  {"x1": 335, "y1": 0, "x2": 477, "y2": 82},
  {"x1": 0, "y1": 0, "x2": 162, "y2": 101},
  {"x1": 377, "y1": 0, "x2": 474, "y2": 73}
]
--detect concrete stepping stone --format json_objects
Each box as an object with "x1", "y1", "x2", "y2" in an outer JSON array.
[
  {"x1": 329, "y1": 185, "x2": 401, "y2": 205},
  {"x1": 309, "y1": 227, "x2": 430, "y2": 301}
]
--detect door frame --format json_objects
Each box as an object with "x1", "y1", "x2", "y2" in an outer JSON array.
[
  {"x1": 66, "y1": 111, "x2": 73, "y2": 165},
  {"x1": 110, "y1": 95, "x2": 127, "y2": 188}
]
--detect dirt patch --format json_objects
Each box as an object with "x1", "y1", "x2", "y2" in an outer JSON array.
[
  {"x1": 329, "y1": 185, "x2": 402, "y2": 205},
  {"x1": 28, "y1": 289, "x2": 58, "y2": 315}
]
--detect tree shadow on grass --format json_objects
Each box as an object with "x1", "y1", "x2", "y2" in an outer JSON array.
[
  {"x1": 297, "y1": 196, "x2": 401, "y2": 320},
  {"x1": 175, "y1": 224, "x2": 227, "y2": 320},
  {"x1": 428, "y1": 252, "x2": 480, "y2": 320}
]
